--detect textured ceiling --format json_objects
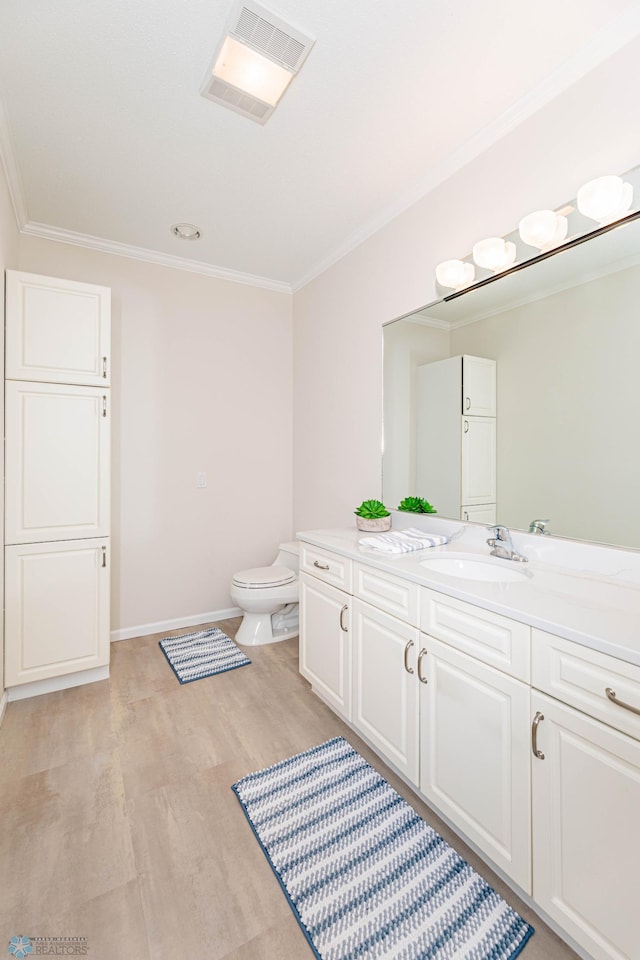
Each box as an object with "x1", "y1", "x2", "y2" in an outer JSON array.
[{"x1": 0, "y1": 0, "x2": 638, "y2": 289}]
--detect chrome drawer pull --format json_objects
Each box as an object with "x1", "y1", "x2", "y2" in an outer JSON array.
[
  {"x1": 313, "y1": 560, "x2": 330, "y2": 570},
  {"x1": 417, "y1": 648, "x2": 428, "y2": 684},
  {"x1": 531, "y1": 712, "x2": 545, "y2": 759},
  {"x1": 605, "y1": 687, "x2": 640, "y2": 717},
  {"x1": 403, "y1": 639, "x2": 414, "y2": 675},
  {"x1": 339, "y1": 604, "x2": 348, "y2": 632}
]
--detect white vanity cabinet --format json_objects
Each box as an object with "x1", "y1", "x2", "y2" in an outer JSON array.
[
  {"x1": 299, "y1": 545, "x2": 352, "y2": 719},
  {"x1": 351, "y1": 563, "x2": 421, "y2": 784},
  {"x1": 419, "y1": 588, "x2": 532, "y2": 892},
  {"x1": 531, "y1": 630, "x2": 640, "y2": 960},
  {"x1": 298, "y1": 531, "x2": 640, "y2": 960},
  {"x1": 416, "y1": 355, "x2": 496, "y2": 521}
]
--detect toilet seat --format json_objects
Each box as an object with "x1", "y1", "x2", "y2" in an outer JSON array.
[{"x1": 232, "y1": 565, "x2": 297, "y2": 589}]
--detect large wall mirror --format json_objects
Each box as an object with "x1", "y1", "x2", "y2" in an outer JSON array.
[{"x1": 383, "y1": 197, "x2": 640, "y2": 551}]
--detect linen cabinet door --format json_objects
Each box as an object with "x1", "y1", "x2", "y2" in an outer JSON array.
[
  {"x1": 299, "y1": 572, "x2": 351, "y2": 720},
  {"x1": 5, "y1": 381, "x2": 110, "y2": 544},
  {"x1": 420, "y1": 636, "x2": 531, "y2": 892},
  {"x1": 5, "y1": 539, "x2": 110, "y2": 686},
  {"x1": 352, "y1": 598, "x2": 419, "y2": 785},
  {"x1": 5, "y1": 270, "x2": 111, "y2": 386},
  {"x1": 532, "y1": 691, "x2": 640, "y2": 960},
  {"x1": 461, "y1": 416, "x2": 496, "y2": 505}
]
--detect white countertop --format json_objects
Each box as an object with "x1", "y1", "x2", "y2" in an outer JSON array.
[{"x1": 296, "y1": 525, "x2": 640, "y2": 668}]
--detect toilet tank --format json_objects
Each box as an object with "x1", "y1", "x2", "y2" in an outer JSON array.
[{"x1": 274, "y1": 541, "x2": 300, "y2": 573}]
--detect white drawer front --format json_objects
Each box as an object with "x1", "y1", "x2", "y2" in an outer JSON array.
[
  {"x1": 420, "y1": 588, "x2": 530, "y2": 681},
  {"x1": 354, "y1": 562, "x2": 419, "y2": 626},
  {"x1": 532, "y1": 630, "x2": 640, "y2": 741},
  {"x1": 300, "y1": 544, "x2": 352, "y2": 592}
]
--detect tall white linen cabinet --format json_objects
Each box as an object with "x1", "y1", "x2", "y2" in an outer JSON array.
[{"x1": 4, "y1": 271, "x2": 111, "y2": 694}]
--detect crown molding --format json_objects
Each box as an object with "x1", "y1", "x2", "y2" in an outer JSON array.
[
  {"x1": 291, "y1": 5, "x2": 640, "y2": 293},
  {"x1": 20, "y1": 221, "x2": 293, "y2": 293},
  {"x1": 0, "y1": 91, "x2": 28, "y2": 228}
]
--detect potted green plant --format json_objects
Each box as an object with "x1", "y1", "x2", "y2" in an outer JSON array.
[
  {"x1": 398, "y1": 496, "x2": 437, "y2": 514},
  {"x1": 354, "y1": 499, "x2": 391, "y2": 532}
]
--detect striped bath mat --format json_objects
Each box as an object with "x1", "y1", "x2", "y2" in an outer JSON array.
[
  {"x1": 232, "y1": 737, "x2": 533, "y2": 960},
  {"x1": 159, "y1": 627, "x2": 250, "y2": 683}
]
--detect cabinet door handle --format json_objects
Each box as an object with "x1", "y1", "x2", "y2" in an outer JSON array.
[
  {"x1": 606, "y1": 687, "x2": 640, "y2": 716},
  {"x1": 463, "y1": 420, "x2": 469, "y2": 433},
  {"x1": 313, "y1": 560, "x2": 330, "y2": 570},
  {"x1": 102, "y1": 356, "x2": 108, "y2": 379},
  {"x1": 465, "y1": 396, "x2": 471, "y2": 410},
  {"x1": 339, "y1": 604, "x2": 348, "y2": 632},
  {"x1": 102, "y1": 396, "x2": 107, "y2": 418},
  {"x1": 101, "y1": 546, "x2": 107, "y2": 568},
  {"x1": 531, "y1": 712, "x2": 545, "y2": 759},
  {"x1": 417, "y1": 648, "x2": 428, "y2": 684},
  {"x1": 403, "y1": 639, "x2": 414, "y2": 675}
]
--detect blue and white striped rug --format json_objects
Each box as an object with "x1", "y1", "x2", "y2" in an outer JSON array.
[
  {"x1": 232, "y1": 737, "x2": 534, "y2": 960},
  {"x1": 159, "y1": 627, "x2": 250, "y2": 683}
]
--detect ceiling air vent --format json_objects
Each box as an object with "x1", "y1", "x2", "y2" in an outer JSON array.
[{"x1": 200, "y1": 0, "x2": 315, "y2": 124}]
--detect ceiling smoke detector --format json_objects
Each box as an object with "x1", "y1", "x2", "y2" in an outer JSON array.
[
  {"x1": 200, "y1": 0, "x2": 315, "y2": 124},
  {"x1": 171, "y1": 223, "x2": 201, "y2": 240}
]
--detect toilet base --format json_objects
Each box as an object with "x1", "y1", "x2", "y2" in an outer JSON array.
[{"x1": 235, "y1": 611, "x2": 299, "y2": 647}]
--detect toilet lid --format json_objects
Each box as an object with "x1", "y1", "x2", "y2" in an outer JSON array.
[{"x1": 232, "y1": 565, "x2": 297, "y2": 589}]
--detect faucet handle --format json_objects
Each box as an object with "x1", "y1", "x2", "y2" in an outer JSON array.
[
  {"x1": 486, "y1": 524, "x2": 510, "y2": 542},
  {"x1": 529, "y1": 519, "x2": 550, "y2": 535}
]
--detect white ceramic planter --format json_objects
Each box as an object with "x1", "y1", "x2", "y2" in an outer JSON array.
[{"x1": 356, "y1": 516, "x2": 392, "y2": 533}]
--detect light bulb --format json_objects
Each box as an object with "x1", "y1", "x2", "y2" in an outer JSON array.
[
  {"x1": 518, "y1": 210, "x2": 568, "y2": 251},
  {"x1": 472, "y1": 238, "x2": 516, "y2": 272},
  {"x1": 435, "y1": 259, "x2": 475, "y2": 290},
  {"x1": 577, "y1": 175, "x2": 633, "y2": 226}
]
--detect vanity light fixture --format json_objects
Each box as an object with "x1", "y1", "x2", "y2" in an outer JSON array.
[
  {"x1": 200, "y1": 1, "x2": 315, "y2": 124},
  {"x1": 472, "y1": 237, "x2": 517, "y2": 273},
  {"x1": 171, "y1": 223, "x2": 201, "y2": 240},
  {"x1": 518, "y1": 210, "x2": 568, "y2": 252},
  {"x1": 435, "y1": 259, "x2": 475, "y2": 291},
  {"x1": 577, "y1": 175, "x2": 633, "y2": 226}
]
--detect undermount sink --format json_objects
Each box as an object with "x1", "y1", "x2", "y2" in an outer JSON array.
[{"x1": 419, "y1": 553, "x2": 532, "y2": 583}]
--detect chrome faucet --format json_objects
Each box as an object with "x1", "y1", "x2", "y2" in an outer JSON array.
[
  {"x1": 529, "y1": 518, "x2": 550, "y2": 536},
  {"x1": 486, "y1": 525, "x2": 528, "y2": 562}
]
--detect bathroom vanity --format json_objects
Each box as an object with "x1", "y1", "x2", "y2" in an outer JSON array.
[{"x1": 297, "y1": 523, "x2": 640, "y2": 960}]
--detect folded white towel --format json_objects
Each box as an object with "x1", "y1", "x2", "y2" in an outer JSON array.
[{"x1": 359, "y1": 527, "x2": 449, "y2": 554}]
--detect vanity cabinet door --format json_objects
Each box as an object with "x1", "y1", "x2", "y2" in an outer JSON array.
[
  {"x1": 420, "y1": 635, "x2": 532, "y2": 892},
  {"x1": 352, "y1": 599, "x2": 420, "y2": 785},
  {"x1": 299, "y1": 572, "x2": 351, "y2": 720},
  {"x1": 532, "y1": 691, "x2": 640, "y2": 960}
]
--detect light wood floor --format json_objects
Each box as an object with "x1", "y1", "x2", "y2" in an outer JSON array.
[{"x1": 0, "y1": 620, "x2": 580, "y2": 960}]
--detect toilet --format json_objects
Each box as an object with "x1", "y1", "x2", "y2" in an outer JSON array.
[{"x1": 230, "y1": 541, "x2": 300, "y2": 646}]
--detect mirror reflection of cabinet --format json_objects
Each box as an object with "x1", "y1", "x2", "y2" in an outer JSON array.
[{"x1": 416, "y1": 356, "x2": 496, "y2": 522}]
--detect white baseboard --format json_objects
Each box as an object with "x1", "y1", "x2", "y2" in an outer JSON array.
[
  {"x1": 0, "y1": 690, "x2": 8, "y2": 725},
  {"x1": 110, "y1": 607, "x2": 242, "y2": 642},
  {"x1": 7, "y1": 665, "x2": 110, "y2": 702}
]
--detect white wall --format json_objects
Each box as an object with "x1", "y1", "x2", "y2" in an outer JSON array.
[
  {"x1": 383, "y1": 320, "x2": 450, "y2": 508},
  {"x1": 18, "y1": 237, "x2": 293, "y2": 636},
  {"x1": 0, "y1": 158, "x2": 19, "y2": 690},
  {"x1": 292, "y1": 36, "x2": 640, "y2": 532}
]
